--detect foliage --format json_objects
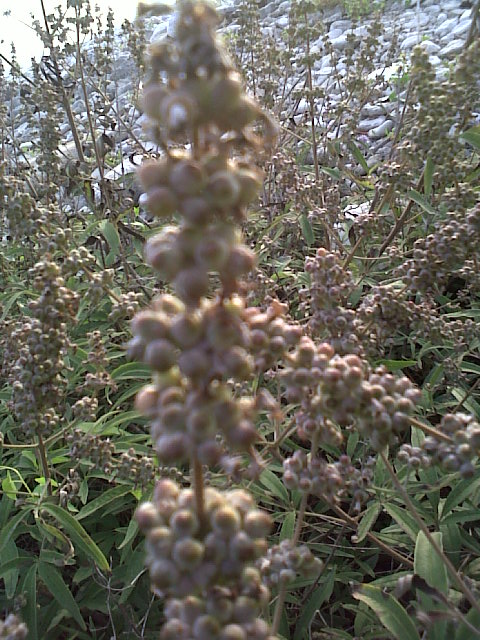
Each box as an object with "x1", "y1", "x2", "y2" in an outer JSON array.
[{"x1": 0, "y1": 0, "x2": 480, "y2": 639}]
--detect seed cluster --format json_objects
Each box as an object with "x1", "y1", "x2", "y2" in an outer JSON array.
[
  {"x1": 283, "y1": 451, "x2": 373, "y2": 510},
  {"x1": 67, "y1": 428, "x2": 115, "y2": 473},
  {"x1": 136, "y1": 479, "x2": 274, "y2": 638},
  {"x1": 131, "y1": 4, "x2": 282, "y2": 637},
  {"x1": 117, "y1": 447, "x2": 156, "y2": 488},
  {"x1": 398, "y1": 204, "x2": 480, "y2": 294},
  {"x1": 0, "y1": 614, "x2": 27, "y2": 640},
  {"x1": 422, "y1": 413, "x2": 480, "y2": 478},
  {"x1": 9, "y1": 259, "x2": 78, "y2": 437},
  {"x1": 258, "y1": 539, "x2": 323, "y2": 587},
  {"x1": 282, "y1": 341, "x2": 420, "y2": 451},
  {"x1": 303, "y1": 248, "x2": 361, "y2": 356}
]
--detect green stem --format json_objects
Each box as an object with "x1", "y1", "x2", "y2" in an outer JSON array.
[{"x1": 37, "y1": 431, "x2": 52, "y2": 496}]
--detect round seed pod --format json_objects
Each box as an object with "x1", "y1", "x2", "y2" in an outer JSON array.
[
  {"x1": 169, "y1": 312, "x2": 204, "y2": 349},
  {"x1": 145, "y1": 235, "x2": 183, "y2": 280},
  {"x1": 207, "y1": 171, "x2": 241, "y2": 209},
  {"x1": 224, "y1": 246, "x2": 256, "y2": 279},
  {"x1": 172, "y1": 537, "x2": 204, "y2": 569},
  {"x1": 169, "y1": 159, "x2": 206, "y2": 197},
  {"x1": 145, "y1": 339, "x2": 177, "y2": 372},
  {"x1": 135, "y1": 502, "x2": 162, "y2": 530},
  {"x1": 243, "y1": 511, "x2": 272, "y2": 538},
  {"x1": 211, "y1": 505, "x2": 241, "y2": 536},
  {"x1": 232, "y1": 596, "x2": 257, "y2": 623},
  {"x1": 211, "y1": 72, "x2": 243, "y2": 112},
  {"x1": 235, "y1": 168, "x2": 263, "y2": 206},
  {"x1": 160, "y1": 618, "x2": 189, "y2": 639},
  {"x1": 192, "y1": 615, "x2": 221, "y2": 640},
  {"x1": 217, "y1": 95, "x2": 259, "y2": 131},
  {"x1": 152, "y1": 294, "x2": 185, "y2": 315},
  {"x1": 146, "y1": 186, "x2": 179, "y2": 218},
  {"x1": 195, "y1": 236, "x2": 230, "y2": 270},
  {"x1": 147, "y1": 526, "x2": 173, "y2": 554},
  {"x1": 138, "y1": 159, "x2": 170, "y2": 190},
  {"x1": 219, "y1": 624, "x2": 247, "y2": 640},
  {"x1": 174, "y1": 268, "x2": 209, "y2": 305},
  {"x1": 142, "y1": 83, "x2": 169, "y2": 119},
  {"x1": 132, "y1": 310, "x2": 170, "y2": 341},
  {"x1": 149, "y1": 558, "x2": 178, "y2": 590},
  {"x1": 135, "y1": 385, "x2": 160, "y2": 416},
  {"x1": 186, "y1": 407, "x2": 216, "y2": 438},
  {"x1": 170, "y1": 509, "x2": 199, "y2": 538},
  {"x1": 161, "y1": 92, "x2": 197, "y2": 133},
  {"x1": 203, "y1": 153, "x2": 229, "y2": 176},
  {"x1": 181, "y1": 196, "x2": 211, "y2": 225},
  {"x1": 178, "y1": 347, "x2": 210, "y2": 380},
  {"x1": 155, "y1": 432, "x2": 190, "y2": 463}
]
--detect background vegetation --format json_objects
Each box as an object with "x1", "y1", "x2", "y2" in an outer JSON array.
[{"x1": 1, "y1": 0, "x2": 480, "y2": 638}]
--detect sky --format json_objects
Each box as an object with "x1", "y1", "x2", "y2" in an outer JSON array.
[{"x1": 0, "y1": 0, "x2": 140, "y2": 69}]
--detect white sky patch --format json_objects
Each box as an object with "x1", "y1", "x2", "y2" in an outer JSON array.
[{"x1": 0, "y1": 0, "x2": 138, "y2": 69}]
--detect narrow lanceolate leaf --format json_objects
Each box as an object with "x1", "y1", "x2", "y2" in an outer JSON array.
[
  {"x1": 460, "y1": 126, "x2": 480, "y2": 151},
  {"x1": 22, "y1": 563, "x2": 38, "y2": 640},
  {"x1": 384, "y1": 503, "x2": 420, "y2": 542},
  {"x1": 352, "y1": 584, "x2": 421, "y2": 640},
  {"x1": 294, "y1": 570, "x2": 335, "y2": 640},
  {"x1": 300, "y1": 213, "x2": 314, "y2": 246},
  {"x1": 0, "y1": 506, "x2": 33, "y2": 553},
  {"x1": 355, "y1": 502, "x2": 381, "y2": 544},
  {"x1": 407, "y1": 189, "x2": 436, "y2": 215},
  {"x1": 455, "y1": 607, "x2": 480, "y2": 640},
  {"x1": 77, "y1": 485, "x2": 132, "y2": 521},
  {"x1": 414, "y1": 531, "x2": 448, "y2": 595},
  {"x1": 38, "y1": 562, "x2": 86, "y2": 630},
  {"x1": 41, "y1": 504, "x2": 110, "y2": 573},
  {"x1": 414, "y1": 532, "x2": 448, "y2": 640}
]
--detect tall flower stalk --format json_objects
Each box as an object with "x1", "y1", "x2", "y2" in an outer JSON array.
[{"x1": 131, "y1": 2, "x2": 289, "y2": 637}]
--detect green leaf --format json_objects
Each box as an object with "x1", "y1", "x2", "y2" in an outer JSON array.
[
  {"x1": 111, "y1": 362, "x2": 152, "y2": 381},
  {"x1": 377, "y1": 359, "x2": 417, "y2": 371},
  {"x1": 352, "y1": 584, "x2": 420, "y2": 640},
  {"x1": 349, "y1": 140, "x2": 369, "y2": 173},
  {"x1": 300, "y1": 213, "x2": 314, "y2": 246},
  {"x1": 259, "y1": 469, "x2": 289, "y2": 503},
  {"x1": 355, "y1": 502, "x2": 381, "y2": 543},
  {"x1": 3, "y1": 539, "x2": 19, "y2": 598},
  {"x1": 407, "y1": 189, "x2": 436, "y2": 215},
  {"x1": 414, "y1": 531, "x2": 448, "y2": 594},
  {"x1": 118, "y1": 517, "x2": 139, "y2": 551},
  {"x1": 22, "y1": 563, "x2": 38, "y2": 640},
  {"x1": 2, "y1": 472, "x2": 17, "y2": 500},
  {"x1": 279, "y1": 512, "x2": 296, "y2": 542},
  {"x1": 384, "y1": 503, "x2": 420, "y2": 542},
  {"x1": 442, "y1": 472, "x2": 480, "y2": 517},
  {"x1": 0, "y1": 506, "x2": 33, "y2": 553},
  {"x1": 455, "y1": 607, "x2": 480, "y2": 640},
  {"x1": 38, "y1": 562, "x2": 86, "y2": 630},
  {"x1": 424, "y1": 157, "x2": 434, "y2": 196},
  {"x1": 460, "y1": 126, "x2": 480, "y2": 151},
  {"x1": 77, "y1": 485, "x2": 132, "y2": 521},
  {"x1": 98, "y1": 220, "x2": 120, "y2": 256},
  {"x1": 293, "y1": 570, "x2": 335, "y2": 640},
  {"x1": 321, "y1": 166, "x2": 341, "y2": 180},
  {"x1": 41, "y1": 504, "x2": 110, "y2": 573},
  {"x1": 414, "y1": 531, "x2": 448, "y2": 640}
]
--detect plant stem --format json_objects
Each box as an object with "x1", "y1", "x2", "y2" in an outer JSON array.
[
  {"x1": 380, "y1": 451, "x2": 480, "y2": 617},
  {"x1": 37, "y1": 431, "x2": 52, "y2": 496},
  {"x1": 409, "y1": 416, "x2": 454, "y2": 444},
  {"x1": 293, "y1": 493, "x2": 308, "y2": 545},
  {"x1": 192, "y1": 454, "x2": 205, "y2": 526}
]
